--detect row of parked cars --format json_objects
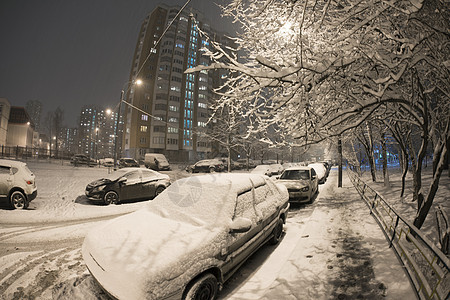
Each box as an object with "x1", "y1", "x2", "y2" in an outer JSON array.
[
  {"x1": 82, "y1": 161, "x2": 333, "y2": 299},
  {"x1": 71, "y1": 153, "x2": 171, "y2": 171}
]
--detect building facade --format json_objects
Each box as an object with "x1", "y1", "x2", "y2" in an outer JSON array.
[
  {"x1": 122, "y1": 4, "x2": 229, "y2": 162},
  {"x1": 0, "y1": 98, "x2": 11, "y2": 146},
  {"x1": 76, "y1": 106, "x2": 120, "y2": 159},
  {"x1": 6, "y1": 106, "x2": 35, "y2": 147}
]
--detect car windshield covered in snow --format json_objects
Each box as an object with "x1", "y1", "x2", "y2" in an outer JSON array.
[
  {"x1": 280, "y1": 169, "x2": 310, "y2": 180},
  {"x1": 145, "y1": 175, "x2": 239, "y2": 226}
]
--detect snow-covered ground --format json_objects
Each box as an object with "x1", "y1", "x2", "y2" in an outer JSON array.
[
  {"x1": 0, "y1": 160, "x2": 425, "y2": 299},
  {"x1": 357, "y1": 165, "x2": 450, "y2": 248}
]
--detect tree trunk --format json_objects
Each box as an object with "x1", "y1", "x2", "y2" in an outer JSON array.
[
  {"x1": 381, "y1": 133, "x2": 390, "y2": 187},
  {"x1": 400, "y1": 149, "x2": 408, "y2": 198},
  {"x1": 366, "y1": 123, "x2": 377, "y2": 182},
  {"x1": 413, "y1": 140, "x2": 447, "y2": 229}
]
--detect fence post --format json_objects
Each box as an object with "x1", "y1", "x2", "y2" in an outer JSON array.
[{"x1": 389, "y1": 216, "x2": 400, "y2": 248}]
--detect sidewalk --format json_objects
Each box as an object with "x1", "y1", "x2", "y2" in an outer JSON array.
[{"x1": 225, "y1": 169, "x2": 416, "y2": 299}]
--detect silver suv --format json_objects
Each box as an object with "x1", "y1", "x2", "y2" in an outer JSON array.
[{"x1": 0, "y1": 159, "x2": 37, "y2": 209}]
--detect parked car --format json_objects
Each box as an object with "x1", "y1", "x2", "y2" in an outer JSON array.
[
  {"x1": 215, "y1": 157, "x2": 241, "y2": 170},
  {"x1": 236, "y1": 158, "x2": 256, "y2": 169},
  {"x1": 118, "y1": 158, "x2": 140, "y2": 168},
  {"x1": 82, "y1": 173, "x2": 289, "y2": 300},
  {"x1": 250, "y1": 164, "x2": 272, "y2": 176},
  {"x1": 85, "y1": 168, "x2": 170, "y2": 205},
  {"x1": 0, "y1": 159, "x2": 37, "y2": 209},
  {"x1": 277, "y1": 166, "x2": 319, "y2": 203},
  {"x1": 186, "y1": 159, "x2": 225, "y2": 173},
  {"x1": 308, "y1": 162, "x2": 328, "y2": 184},
  {"x1": 70, "y1": 154, "x2": 96, "y2": 166},
  {"x1": 268, "y1": 163, "x2": 284, "y2": 176},
  {"x1": 144, "y1": 153, "x2": 170, "y2": 171},
  {"x1": 99, "y1": 158, "x2": 114, "y2": 167}
]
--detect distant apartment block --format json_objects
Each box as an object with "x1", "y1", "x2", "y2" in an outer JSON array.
[
  {"x1": 76, "y1": 106, "x2": 120, "y2": 159},
  {"x1": 122, "y1": 4, "x2": 235, "y2": 162},
  {"x1": 0, "y1": 98, "x2": 11, "y2": 146},
  {"x1": 6, "y1": 106, "x2": 34, "y2": 147}
]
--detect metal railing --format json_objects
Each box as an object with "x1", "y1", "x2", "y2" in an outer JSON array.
[{"x1": 348, "y1": 169, "x2": 449, "y2": 300}]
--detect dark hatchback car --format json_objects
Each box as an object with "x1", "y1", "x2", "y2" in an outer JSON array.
[
  {"x1": 85, "y1": 168, "x2": 170, "y2": 205},
  {"x1": 186, "y1": 159, "x2": 225, "y2": 173},
  {"x1": 70, "y1": 154, "x2": 96, "y2": 166},
  {"x1": 118, "y1": 158, "x2": 140, "y2": 168}
]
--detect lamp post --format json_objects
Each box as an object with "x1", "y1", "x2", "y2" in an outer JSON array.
[
  {"x1": 113, "y1": 79, "x2": 142, "y2": 170},
  {"x1": 95, "y1": 127, "x2": 99, "y2": 165}
]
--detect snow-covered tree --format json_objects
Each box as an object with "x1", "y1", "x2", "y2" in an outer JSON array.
[{"x1": 187, "y1": 0, "x2": 449, "y2": 229}]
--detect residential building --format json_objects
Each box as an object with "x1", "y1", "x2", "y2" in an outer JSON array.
[
  {"x1": 76, "y1": 106, "x2": 120, "y2": 159},
  {"x1": 122, "y1": 4, "x2": 232, "y2": 162},
  {"x1": 6, "y1": 106, "x2": 35, "y2": 147},
  {"x1": 0, "y1": 98, "x2": 11, "y2": 146}
]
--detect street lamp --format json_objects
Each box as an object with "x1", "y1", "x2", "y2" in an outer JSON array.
[
  {"x1": 113, "y1": 79, "x2": 142, "y2": 170},
  {"x1": 95, "y1": 127, "x2": 99, "y2": 164}
]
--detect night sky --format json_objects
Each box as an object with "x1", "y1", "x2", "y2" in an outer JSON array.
[{"x1": 0, "y1": 0, "x2": 235, "y2": 127}]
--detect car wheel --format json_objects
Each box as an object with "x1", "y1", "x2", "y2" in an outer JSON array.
[
  {"x1": 103, "y1": 191, "x2": 119, "y2": 205},
  {"x1": 10, "y1": 191, "x2": 27, "y2": 210},
  {"x1": 269, "y1": 218, "x2": 283, "y2": 245},
  {"x1": 155, "y1": 186, "x2": 165, "y2": 197},
  {"x1": 184, "y1": 273, "x2": 218, "y2": 300},
  {"x1": 209, "y1": 167, "x2": 215, "y2": 173},
  {"x1": 188, "y1": 168, "x2": 193, "y2": 173}
]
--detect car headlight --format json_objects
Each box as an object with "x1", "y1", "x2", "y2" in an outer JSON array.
[
  {"x1": 300, "y1": 186, "x2": 309, "y2": 192},
  {"x1": 92, "y1": 185, "x2": 106, "y2": 193}
]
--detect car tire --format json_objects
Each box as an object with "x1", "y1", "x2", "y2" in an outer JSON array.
[
  {"x1": 188, "y1": 168, "x2": 193, "y2": 173},
  {"x1": 184, "y1": 273, "x2": 218, "y2": 300},
  {"x1": 209, "y1": 167, "x2": 215, "y2": 173},
  {"x1": 155, "y1": 186, "x2": 165, "y2": 197},
  {"x1": 269, "y1": 218, "x2": 283, "y2": 245},
  {"x1": 103, "y1": 191, "x2": 119, "y2": 205},
  {"x1": 10, "y1": 191, "x2": 27, "y2": 210}
]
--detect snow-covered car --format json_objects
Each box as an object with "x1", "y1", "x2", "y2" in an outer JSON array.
[
  {"x1": 0, "y1": 159, "x2": 37, "y2": 209},
  {"x1": 268, "y1": 163, "x2": 284, "y2": 176},
  {"x1": 186, "y1": 159, "x2": 225, "y2": 173},
  {"x1": 99, "y1": 158, "x2": 114, "y2": 167},
  {"x1": 277, "y1": 166, "x2": 318, "y2": 204},
  {"x1": 85, "y1": 168, "x2": 170, "y2": 205},
  {"x1": 70, "y1": 154, "x2": 96, "y2": 166},
  {"x1": 308, "y1": 163, "x2": 328, "y2": 184},
  {"x1": 250, "y1": 164, "x2": 272, "y2": 176},
  {"x1": 118, "y1": 157, "x2": 140, "y2": 168},
  {"x1": 82, "y1": 173, "x2": 289, "y2": 299}
]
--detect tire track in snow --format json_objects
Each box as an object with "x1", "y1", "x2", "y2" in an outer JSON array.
[{"x1": 0, "y1": 246, "x2": 81, "y2": 299}]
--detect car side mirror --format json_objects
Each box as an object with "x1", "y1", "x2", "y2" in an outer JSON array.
[
  {"x1": 312, "y1": 175, "x2": 317, "y2": 179},
  {"x1": 229, "y1": 217, "x2": 252, "y2": 233},
  {"x1": 275, "y1": 175, "x2": 280, "y2": 180}
]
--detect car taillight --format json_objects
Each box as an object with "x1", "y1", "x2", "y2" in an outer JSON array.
[{"x1": 26, "y1": 180, "x2": 33, "y2": 185}]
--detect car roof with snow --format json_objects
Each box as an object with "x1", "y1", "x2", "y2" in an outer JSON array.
[
  {"x1": 146, "y1": 173, "x2": 270, "y2": 225},
  {"x1": 284, "y1": 166, "x2": 312, "y2": 171},
  {"x1": 0, "y1": 159, "x2": 26, "y2": 167}
]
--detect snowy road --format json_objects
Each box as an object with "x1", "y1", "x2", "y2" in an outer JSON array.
[{"x1": 0, "y1": 162, "x2": 414, "y2": 299}]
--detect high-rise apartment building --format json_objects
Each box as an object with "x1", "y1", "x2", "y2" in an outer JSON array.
[
  {"x1": 122, "y1": 4, "x2": 233, "y2": 162},
  {"x1": 76, "y1": 106, "x2": 121, "y2": 159}
]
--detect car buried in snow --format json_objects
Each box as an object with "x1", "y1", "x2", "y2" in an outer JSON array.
[
  {"x1": 277, "y1": 166, "x2": 319, "y2": 204},
  {"x1": 307, "y1": 162, "x2": 328, "y2": 184},
  {"x1": 82, "y1": 173, "x2": 289, "y2": 300},
  {"x1": 185, "y1": 159, "x2": 225, "y2": 173},
  {"x1": 85, "y1": 167, "x2": 170, "y2": 205}
]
